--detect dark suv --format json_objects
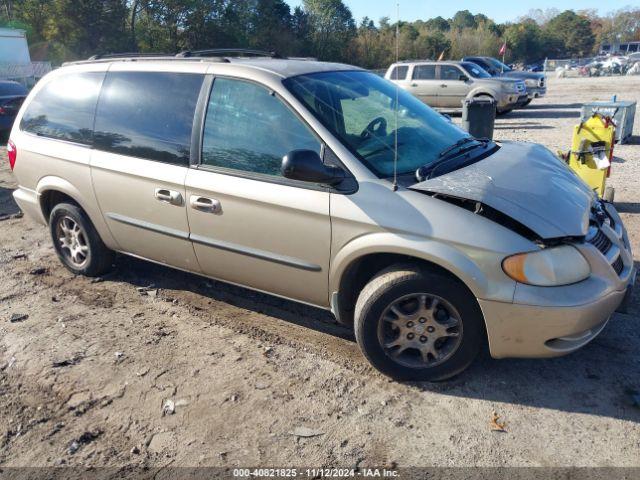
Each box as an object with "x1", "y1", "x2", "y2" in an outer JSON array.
[
  {"x1": 0, "y1": 81, "x2": 28, "y2": 137},
  {"x1": 463, "y1": 56, "x2": 546, "y2": 106}
]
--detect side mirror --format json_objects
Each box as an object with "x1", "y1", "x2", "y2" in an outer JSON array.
[
  {"x1": 459, "y1": 74, "x2": 469, "y2": 82},
  {"x1": 281, "y1": 150, "x2": 344, "y2": 185}
]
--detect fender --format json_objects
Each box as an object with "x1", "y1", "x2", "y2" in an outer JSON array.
[
  {"x1": 466, "y1": 87, "x2": 496, "y2": 100},
  {"x1": 329, "y1": 232, "x2": 494, "y2": 302},
  {"x1": 36, "y1": 175, "x2": 120, "y2": 250}
]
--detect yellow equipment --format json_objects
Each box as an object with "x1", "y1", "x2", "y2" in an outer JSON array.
[{"x1": 563, "y1": 113, "x2": 616, "y2": 202}]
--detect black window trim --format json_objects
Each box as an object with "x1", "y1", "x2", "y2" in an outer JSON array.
[{"x1": 192, "y1": 73, "x2": 357, "y2": 195}]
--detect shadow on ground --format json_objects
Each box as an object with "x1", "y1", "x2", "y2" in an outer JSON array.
[
  {"x1": 104, "y1": 253, "x2": 640, "y2": 424},
  {"x1": 504, "y1": 108, "x2": 581, "y2": 119},
  {"x1": 494, "y1": 122, "x2": 553, "y2": 130},
  {"x1": 615, "y1": 202, "x2": 640, "y2": 214},
  {"x1": 0, "y1": 186, "x2": 20, "y2": 217}
]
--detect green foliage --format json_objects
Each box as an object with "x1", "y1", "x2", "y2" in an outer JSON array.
[
  {"x1": 0, "y1": 3, "x2": 638, "y2": 66},
  {"x1": 543, "y1": 10, "x2": 595, "y2": 57}
]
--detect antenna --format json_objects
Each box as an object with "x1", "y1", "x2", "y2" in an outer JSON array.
[{"x1": 392, "y1": 2, "x2": 400, "y2": 192}]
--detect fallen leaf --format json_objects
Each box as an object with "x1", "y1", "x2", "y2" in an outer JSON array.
[{"x1": 490, "y1": 411, "x2": 507, "y2": 432}]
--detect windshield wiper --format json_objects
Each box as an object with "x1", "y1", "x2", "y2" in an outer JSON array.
[
  {"x1": 437, "y1": 137, "x2": 477, "y2": 159},
  {"x1": 416, "y1": 138, "x2": 491, "y2": 181}
]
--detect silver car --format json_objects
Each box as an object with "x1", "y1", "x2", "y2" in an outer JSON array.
[
  {"x1": 8, "y1": 52, "x2": 635, "y2": 381},
  {"x1": 385, "y1": 60, "x2": 528, "y2": 114}
]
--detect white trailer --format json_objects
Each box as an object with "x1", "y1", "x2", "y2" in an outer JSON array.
[{"x1": 0, "y1": 27, "x2": 51, "y2": 86}]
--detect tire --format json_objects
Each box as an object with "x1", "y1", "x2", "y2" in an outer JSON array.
[
  {"x1": 49, "y1": 202, "x2": 115, "y2": 277},
  {"x1": 496, "y1": 108, "x2": 513, "y2": 116},
  {"x1": 521, "y1": 98, "x2": 532, "y2": 107},
  {"x1": 354, "y1": 265, "x2": 484, "y2": 382},
  {"x1": 603, "y1": 186, "x2": 615, "y2": 203}
]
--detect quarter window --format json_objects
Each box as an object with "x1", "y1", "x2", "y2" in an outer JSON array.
[
  {"x1": 20, "y1": 72, "x2": 103, "y2": 145},
  {"x1": 93, "y1": 72, "x2": 204, "y2": 165},
  {"x1": 201, "y1": 78, "x2": 321, "y2": 177},
  {"x1": 389, "y1": 66, "x2": 408, "y2": 80},
  {"x1": 412, "y1": 65, "x2": 436, "y2": 80}
]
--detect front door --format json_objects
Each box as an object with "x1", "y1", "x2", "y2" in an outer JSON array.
[
  {"x1": 185, "y1": 76, "x2": 331, "y2": 307},
  {"x1": 437, "y1": 65, "x2": 472, "y2": 108},
  {"x1": 408, "y1": 64, "x2": 438, "y2": 107},
  {"x1": 90, "y1": 69, "x2": 205, "y2": 271}
]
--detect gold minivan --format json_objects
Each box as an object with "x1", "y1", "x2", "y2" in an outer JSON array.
[{"x1": 8, "y1": 51, "x2": 635, "y2": 381}]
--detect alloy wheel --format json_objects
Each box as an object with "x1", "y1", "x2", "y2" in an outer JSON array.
[
  {"x1": 378, "y1": 293, "x2": 463, "y2": 368},
  {"x1": 56, "y1": 216, "x2": 90, "y2": 268}
]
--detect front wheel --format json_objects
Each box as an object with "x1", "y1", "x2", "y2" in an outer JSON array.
[
  {"x1": 49, "y1": 202, "x2": 115, "y2": 277},
  {"x1": 354, "y1": 265, "x2": 484, "y2": 381}
]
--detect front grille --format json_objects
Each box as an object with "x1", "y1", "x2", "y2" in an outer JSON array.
[
  {"x1": 587, "y1": 228, "x2": 612, "y2": 255},
  {"x1": 612, "y1": 255, "x2": 624, "y2": 275}
]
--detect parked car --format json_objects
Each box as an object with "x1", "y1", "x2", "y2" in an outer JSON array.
[
  {"x1": 385, "y1": 60, "x2": 527, "y2": 114},
  {"x1": 0, "y1": 80, "x2": 28, "y2": 137},
  {"x1": 463, "y1": 56, "x2": 546, "y2": 106},
  {"x1": 8, "y1": 52, "x2": 635, "y2": 381}
]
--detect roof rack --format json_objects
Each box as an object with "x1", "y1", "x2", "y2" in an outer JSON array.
[
  {"x1": 176, "y1": 48, "x2": 283, "y2": 59},
  {"x1": 87, "y1": 52, "x2": 172, "y2": 61}
]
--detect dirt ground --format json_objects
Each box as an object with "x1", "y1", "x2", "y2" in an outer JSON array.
[{"x1": 1, "y1": 76, "x2": 639, "y2": 475}]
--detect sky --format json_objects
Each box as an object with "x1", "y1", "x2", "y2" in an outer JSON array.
[{"x1": 285, "y1": 0, "x2": 633, "y2": 24}]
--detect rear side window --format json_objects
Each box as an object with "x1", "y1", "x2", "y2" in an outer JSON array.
[
  {"x1": 94, "y1": 71, "x2": 204, "y2": 165},
  {"x1": 20, "y1": 72, "x2": 103, "y2": 145},
  {"x1": 201, "y1": 77, "x2": 321, "y2": 177},
  {"x1": 412, "y1": 65, "x2": 436, "y2": 80},
  {"x1": 389, "y1": 66, "x2": 408, "y2": 80}
]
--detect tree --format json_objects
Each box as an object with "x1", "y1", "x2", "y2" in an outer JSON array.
[
  {"x1": 303, "y1": 0, "x2": 355, "y2": 61},
  {"x1": 503, "y1": 20, "x2": 542, "y2": 63},
  {"x1": 424, "y1": 16, "x2": 449, "y2": 32},
  {"x1": 46, "y1": 0, "x2": 129, "y2": 60},
  {"x1": 544, "y1": 10, "x2": 595, "y2": 57},
  {"x1": 450, "y1": 10, "x2": 476, "y2": 31}
]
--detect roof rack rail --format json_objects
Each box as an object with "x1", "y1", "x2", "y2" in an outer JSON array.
[
  {"x1": 176, "y1": 48, "x2": 283, "y2": 59},
  {"x1": 87, "y1": 52, "x2": 172, "y2": 61}
]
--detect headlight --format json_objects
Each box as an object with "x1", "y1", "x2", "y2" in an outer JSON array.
[
  {"x1": 502, "y1": 245, "x2": 590, "y2": 286},
  {"x1": 502, "y1": 83, "x2": 516, "y2": 92}
]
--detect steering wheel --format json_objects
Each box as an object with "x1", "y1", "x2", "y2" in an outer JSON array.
[{"x1": 360, "y1": 117, "x2": 387, "y2": 140}]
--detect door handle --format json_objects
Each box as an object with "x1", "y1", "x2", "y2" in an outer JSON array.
[
  {"x1": 154, "y1": 188, "x2": 183, "y2": 206},
  {"x1": 190, "y1": 195, "x2": 221, "y2": 214},
  {"x1": 440, "y1": 84, "x2": 448, "y2": 88},
  {"x1": 411, "y1": 83, "x2": 418, "y2": 87}
]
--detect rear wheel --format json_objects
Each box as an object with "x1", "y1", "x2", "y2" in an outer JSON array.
[
  {"x1": 49, "y1": 203, "x2": 115, "y2": 277},
  {"x1": 354, "y1": 265, "x2": 484, "y2": 381}
]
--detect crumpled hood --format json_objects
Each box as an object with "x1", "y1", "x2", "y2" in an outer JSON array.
[{"x1": 410, "y1": 141, "x2": 596, "y2": 239}]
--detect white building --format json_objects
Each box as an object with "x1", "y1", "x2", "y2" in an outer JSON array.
[{"x1": 0, "y1": 27, "x2": 51, "y2": 86}]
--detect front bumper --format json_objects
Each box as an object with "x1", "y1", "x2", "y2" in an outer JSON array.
[
  {"x1": 527, "y1": 86, "x2": 546, "y2": 99},
  {"x1": 480, "y1": 285, "x2": 630, "y2": 358},
  {"x1": 497, "y1": 93, "x2": 527, "y2": 110},
  {"x1": 480, "y1": 202, "x2": 635, "y2": 359}
]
